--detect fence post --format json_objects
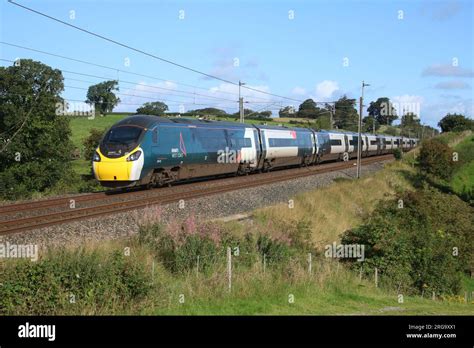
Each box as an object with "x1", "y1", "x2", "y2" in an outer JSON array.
[
  {"x1": 308, "y1": 253, "x2": 312, "y2": 275},
  {"x1": 227, "y1": 247, "x2": 232, "y2": 292},
  {"x1": 196, "y1": 255, "x2": 200, "y2": 277},
  {"x1": 432, "y1": 291, "x2": 436, "y2": 301},
  {"x1": 375, "y1": 267, "x2": 378, "y2": 288},
  {"x1": 152, "y1": 260, "x2": 155, "y2": 280},
  {"x1": 263, "y1": 253, "x2": 266, "y2": 274}
]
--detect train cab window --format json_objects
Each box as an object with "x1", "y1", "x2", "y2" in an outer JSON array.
[
  {"x1": 330, "y1": 139, "x2": 342, "y2": 146},
  {"x1": 104, "y1": 126, "x2": 143, "y2": 144}
]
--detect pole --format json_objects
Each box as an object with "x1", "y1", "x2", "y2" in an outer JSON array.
[
  {"x1": 357, "y1": 81, "x2": 369, "y2": 179},
  {"x1": 196, "y1": 255, "x2": 200, "y2": 277},
  {"x1": 375, "y1": 267, "x2": 378, "y2": 288},
  {"x1": 308, "y1": 253, "x2": 312, "y2": 275},
  {"x1": 330, "y1": 105, "x2": 334, "y2": 130},
  {"x1": 239, "y1": 80, "x2": 244, "y2": 123},
  {"x1": 357, "y1": 85, "x2": 363, "y2": 178},
  {"x1": 263, "y1": 253, "x2": 266, "y2": 274},
  {"x1": 227, "y1": 247, "x2": 232, "y2": 292}
]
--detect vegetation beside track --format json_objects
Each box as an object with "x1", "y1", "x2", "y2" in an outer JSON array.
[{"x1": 1, "y1": 131, "x2": 472, "y2": 315}]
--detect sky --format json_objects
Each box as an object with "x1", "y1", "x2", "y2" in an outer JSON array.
[{"x1": 1, "y1": 0, "x2": 473, "y2": 128}]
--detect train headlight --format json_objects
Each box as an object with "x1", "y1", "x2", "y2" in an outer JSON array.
[
  {"x1": 93, "y1": 151, "x2": 101, "y2": 162},
  {"x1": 126, "y1": 150, "x2": 142, "y2": 162}
]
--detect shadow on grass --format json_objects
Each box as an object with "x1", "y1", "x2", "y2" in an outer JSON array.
[{"x1": 396, "y1": 168, "x2": 472, "y2": 205}]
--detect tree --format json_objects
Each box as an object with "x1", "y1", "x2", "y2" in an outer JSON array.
[
  {"x1": 400, "y1": 112, "x2": 421, "y2": 137},
  {"x1": 279, "y1": 105, "x2": 296, "y2": 118},
  {"x1": 188, "y1": 107, "x2": 227, "y2": 117},
  {"x1": 362, "y1": 115, "x2": 380, "y2": 132},
  {"x1": 297, "y1": 99, "x2": 319, "y2": 119},
  {"x1": 136, "y1": 101, "x2": 169, "y2": 116},
  {"x1": 438, "y1": 114, "x2": 474, "y2": 132},
  {"x1": 0, "y1": 59, "x2": 74, "y2": 199},
  {"x1": 258, "y1": 110, "x2": 272, "y2": 118},
  {"x1": 86, "y1": 80, "x2": 120, "y2": 116},
  {"x1": 367, "y1": 97, "x2": 398, "y2": 126},
  {"x1": 334, "y1": 95, "x2": 358, "y2": 130}
]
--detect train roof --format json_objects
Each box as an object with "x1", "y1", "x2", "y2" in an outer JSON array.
[{"x1": 114, "y1": 115, "x2": 316, "y2": 131}]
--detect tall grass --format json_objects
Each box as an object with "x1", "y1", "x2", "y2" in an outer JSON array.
[{"x1": 254, "y1": 160, "x2": 416, "y2": 248}]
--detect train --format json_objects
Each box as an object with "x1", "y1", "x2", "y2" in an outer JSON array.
[{"x1": 92, "y1": 115, "x2": 418, "y2": 189}]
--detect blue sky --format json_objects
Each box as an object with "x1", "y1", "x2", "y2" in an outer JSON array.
[{"x1": 1, "y1": 0, "x2": 473, "y2": 128}]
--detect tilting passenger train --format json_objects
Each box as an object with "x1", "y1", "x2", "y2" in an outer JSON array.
[{"x1": 92, "y1": 115, "x2": 418, "y2": 188}]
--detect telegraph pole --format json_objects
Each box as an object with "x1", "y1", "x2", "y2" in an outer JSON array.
[
  {"x1": 357, "y1": 81, "x2": 370, "y2": 179},
  {"x1": 330, "y1": 104, "x2": 335, "y2": 129},
  {"x1": 239, "y1": 80, "x2": 245, "y2": 123}
]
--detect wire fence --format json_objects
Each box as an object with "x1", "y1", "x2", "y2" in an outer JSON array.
[{"x1": 141, "y1": 247, "x2": 474, "y2": 304}]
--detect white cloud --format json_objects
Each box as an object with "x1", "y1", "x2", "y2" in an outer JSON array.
[{"x1": 312, "y1": 80, "x2": 339, "y2": 101}]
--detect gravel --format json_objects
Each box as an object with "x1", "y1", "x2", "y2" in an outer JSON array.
[{"x1": 0, "y1": 160, "x2": 391, "y2": 249}]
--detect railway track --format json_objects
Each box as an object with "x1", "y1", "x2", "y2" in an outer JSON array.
[{"x1": 0, "y1": 155, "x2": 393, "y2": 236}]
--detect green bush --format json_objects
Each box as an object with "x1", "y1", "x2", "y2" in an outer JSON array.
[
  {"x1": 0, "y1": 248, "x2": 152, "y2": 315},
  {"x1": 138, "y1": 217, "x2": 315, "y2": 273},
  {"x1": 138, "y1": 223, "x2": 223, "y2": 273},
  {"x1": 393, "y1": 148, "x2": 402, "y2": 160},
  {"x1": 83, "y1": 128, "x2": 106, "y2": 161},
  {"x1": 418, "y1": 138, "x2": 455, "y2": 180},
  {"x1": 342, "y1": 188, "x2": 473, "y2": 295}
]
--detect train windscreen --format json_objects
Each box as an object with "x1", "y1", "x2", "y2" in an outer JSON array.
[{"x1": 100, "y1": 126, "x2": 144, "y2": 158}]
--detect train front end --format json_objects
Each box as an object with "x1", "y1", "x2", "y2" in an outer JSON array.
[{"x1": 92, "y1": 124, "x2": 146, "y2": 188}]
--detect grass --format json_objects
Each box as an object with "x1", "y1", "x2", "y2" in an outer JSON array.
[
  {"x1": 450, "y1": 133, "x2": 474, "y2": 198},
  {"x1": 69, "y1": 114, "x2": 128, "y2": 152},
  {"x1": 253, "y1": 159, "x2": 416, "y2": 247},
  {"x1": 2, "y1": 238, "x2": 472, "y2": 315}
]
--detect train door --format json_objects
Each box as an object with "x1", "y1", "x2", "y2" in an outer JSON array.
[{"x1": 239, "y1": 128, "x2": 258, "y2": 168}]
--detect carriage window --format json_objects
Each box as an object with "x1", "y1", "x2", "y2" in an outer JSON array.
[
  {"x1": 330, "y1": 139, "x2": 342, "y2": 146},
  {"x1": 269, "y1": 138, "x2": 297, "y2": 147},
  {"x1": 152, "y1": 128, "x2": 158, "y2": 143},
  {"x1": 370, "y1": 140, "x2": 378, "y2": 145}
]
